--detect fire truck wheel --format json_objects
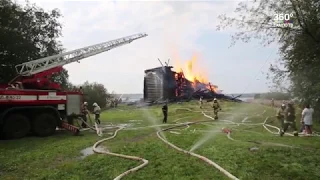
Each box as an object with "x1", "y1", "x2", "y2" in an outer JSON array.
[
  {"x1": 2, "y1": 114, "x2": 31, "y2": 139},
  {"x1": 32, "y1": 113, "x2": 57, "y2": 137}
]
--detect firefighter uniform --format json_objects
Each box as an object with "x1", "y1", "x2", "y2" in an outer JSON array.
[
  {"x1": 212, "y1": 98, "x2": 221, "y2": 119},
  {"x1": 280, "y1": 102, "x2": 298, "y2": 136},
  {"x1": 276, "y1": 104, "x2": 286, "y2": 132},
  {"x1": 162, "y1": 102, "x2": 168, "y2": 123},
  {"x1": 199, "y1": 96, "x2": 203, "y2": 109},
  {"x1": 93, "y1": 102, "x2": 101, "y2": 124},
  {"x1": 81, "y1": 102, "x2": 89, "y2": 128}
]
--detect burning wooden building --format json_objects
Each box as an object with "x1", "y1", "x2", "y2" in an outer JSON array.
[
  {"x1": 143, "y1": 66, "x2": 239, "y2": 103},
  {"x1": 143, "y1": 57, "x2": 242, "y2": 103}
]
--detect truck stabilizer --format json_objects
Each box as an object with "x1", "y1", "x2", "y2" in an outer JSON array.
[{"x1": 61, "y1": 121, "x2": 80, "y2": 135}]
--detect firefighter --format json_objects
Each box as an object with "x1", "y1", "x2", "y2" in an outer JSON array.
[
  {"x1": 92, "y1": 102, "x2": 101, "y2": 125},
  {"x1": 212, "y1": 98, "x2": 221, "y2": 119},
  {"x1": 81, "y1": 102, "x2": 89, "y2": 128},
  {"x1": 276, "y1": 103, "x2": 286, "y2": 133},
  {"x1": 199, "y1": 96, "x2": 203, "y2": 109},
  {"x1": 162, "y1": 100, "x2": 168, "y2": 123},
  {"x1": 280, "y1": 101, "x2": 298, "y2": 136}
]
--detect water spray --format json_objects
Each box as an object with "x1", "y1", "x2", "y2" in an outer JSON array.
[
  {"x1": 79, "y1": 106, "x2": 319, "y2": 180},
  {"x1": 189, "y1": 105, "x2": 252, "y2": 152},
  {"x1": 141, "y1": 107, "x2": 167, "y2": 140},
  {"x1": 156, "y1": 120, "x2": 240, "y2": 180}
]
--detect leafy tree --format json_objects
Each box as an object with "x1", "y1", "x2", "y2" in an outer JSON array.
[
  {"x1": 217, "y1": 0, "x2": 320, "y2": 119},
  {"x1": 0, "y1": 0, "x2": 69, "y2": 87},
  {"x1": 80, "y1": 81, "x2": 111, "y2": 109}
]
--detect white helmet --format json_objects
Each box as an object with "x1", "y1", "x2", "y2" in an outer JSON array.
[
  {"x1": 214, "y1": 98, "x2": 217, "y2": 101},
  {"x1": 93, "y1": 102, "x2": 98, "y2": 107},
  {"x1": 84, "y1": 102, "x2": 88, "y2": 105}
]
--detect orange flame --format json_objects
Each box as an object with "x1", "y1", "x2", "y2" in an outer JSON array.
[
  {"x1": 173, "y1": 53, "x2": 221, "y2": 93},
  {"x1": 173, "y1": 54, "x2": 209, "y2": 84}
]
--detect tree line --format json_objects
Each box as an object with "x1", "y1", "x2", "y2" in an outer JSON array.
[
  {"x1": 254, "y1": 92, "x2": 291, "y2": 100},
  {"x1": 0, "y1": 0, "x2": 116, "y2": 108},
  {"x1": 218, "y1": 0, "x2": 320, "y2": 117}
]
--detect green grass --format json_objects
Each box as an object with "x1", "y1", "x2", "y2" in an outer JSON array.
[{"x1": 1, "y1": 101, "x2": 320, "y2": 180}]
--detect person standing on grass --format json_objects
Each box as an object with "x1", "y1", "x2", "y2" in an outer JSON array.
[
  {"x1": 92, "y1": 102, "x2": 101, "y2": 125},
  {"x1": 212, "y1": 98, "x2": 221, "y2": 119},
  {"x1": 276, "y1": 103, "x2": 286, "y2": 133},
  {"x1": 92, "y1": 102, "x2": 102, "y2": 136},
  {"x1": 199, "y1": 96, "x2": 203, "y2": 109},
  {"x1": 281, "y1": 101, "x2": 298, "y2": 136},
  {"x1": 162, "y1": 100, "x2": 168, "y2": 123},
  {"x1": 301, "y1": 104, "x2": 314, "y2": 135}
]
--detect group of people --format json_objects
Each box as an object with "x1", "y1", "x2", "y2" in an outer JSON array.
[
  {"x1": 81, "y1": 102, "x2": 101, "y2": 128},
  {"x1": 83, "y1": 98, "x2": 314, "y2": 137},
  {"x1": 276, "y1": 100, "x2": 314, "y2": 136}
]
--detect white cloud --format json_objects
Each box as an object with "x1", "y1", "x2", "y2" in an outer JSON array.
[{"x1": 17, "y1": 0, "x2": 245, "y2": 93}]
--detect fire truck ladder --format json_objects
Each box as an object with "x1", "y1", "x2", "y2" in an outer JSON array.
[{"x1": 15, "y1": 33, "x2": 148, "y2": 76}]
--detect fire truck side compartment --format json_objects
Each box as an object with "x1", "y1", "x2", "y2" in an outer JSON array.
[{"x1": 66, "y1": 94, "x2": 82, "y2": 116}]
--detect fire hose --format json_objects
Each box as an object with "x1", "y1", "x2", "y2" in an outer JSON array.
[
  {"x1": 156, "y1": 120, "x2": 240, "y2": 180},
  {"x1": 201, "y1": 113, "x2": 301, "y2": 149},
  {"x1": 76, "y1": 116, "x2": 150, "y2": 180},
  {"x1": 79, "y1": 110, "x2": 240, "y2": 179},
  {"x1": 262, "y1": 117, "x2": 294, "y2": 136},
  {"x1": 80, "y1": 108, "x2": 318, "y2": 180},
  {"x1": 92, "y1": 126, "x2": 149, "y2": 180}
]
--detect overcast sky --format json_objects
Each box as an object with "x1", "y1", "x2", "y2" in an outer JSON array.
[{"x1": 19, "y1": 0, "x2": 279, "y2": 94}]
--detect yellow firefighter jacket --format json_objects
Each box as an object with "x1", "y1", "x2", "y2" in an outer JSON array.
[
  {"x1": 276, "y1": 108, "x2": 285, "y2": 119},
  {"x1": 212, "y1": 102, "x2": 220, "y2": 109}
]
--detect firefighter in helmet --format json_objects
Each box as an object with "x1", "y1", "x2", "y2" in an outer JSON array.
[
  {"x1": 276, "y1": 103, "x2": 286, "y2": 133},
  {"x1": 280, "y1": 101, "x2": 298, "y2": 136},
  {"x1": 199, "y1": 96, "x2": 203, "y2": 109},
  {"x1": 81, "y1": 102, "x2": 89, "y2": 128},
  {"x1": 212, "y1": 98, "x2": 221, "y2": 119},
  {"x1": 93, "y1": 102, "x2": 101, "y2": 125}
]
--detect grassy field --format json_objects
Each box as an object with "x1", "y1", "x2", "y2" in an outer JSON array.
[{"x1": 1, "y1": 101, "x2": 320, "y2": 180}]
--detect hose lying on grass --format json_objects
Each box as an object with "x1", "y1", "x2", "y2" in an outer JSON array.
[
  {"x1": 77, "y1": 118, "x2": 149, "y2": 180},
  {"x1": 92, "y1": 126, "x2": 149, "y2": 180},
  {"x1": 82, "y1": 108, "x2": 318, "y2": 180},
  {"x1": 87, "y1": 108, "x2": 269, "y2": 180},
  {"x1": 156, "y1": 119, "x2": 240, "y2": 180},
  {"x1": 202, "y1": 112, "x2": 319, "y2": 142},
  {"x1": 262, "y1": 117, "x2": 295, "y2": 136}
]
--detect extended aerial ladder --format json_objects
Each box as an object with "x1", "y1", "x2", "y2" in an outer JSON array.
[
  {"x1": 9, "y1": 33, "x2": 148, "y2": 90},
  {"x1": 0, "y1": 33, "x2": 148, "y2": 139}
]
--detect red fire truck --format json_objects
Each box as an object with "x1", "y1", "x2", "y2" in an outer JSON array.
[{"x1": 0, "y1": 33, "x2": 148, "y2": 139}]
